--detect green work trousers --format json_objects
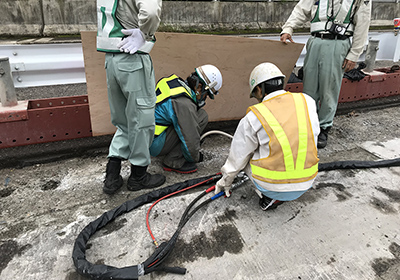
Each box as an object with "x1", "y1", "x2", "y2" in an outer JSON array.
[
  {"x1": 105, "y1": 53, "x2": 156, "y2": 166},
  {"x1": 303, "y1": 36, "x2": 351, "y2": 130}
]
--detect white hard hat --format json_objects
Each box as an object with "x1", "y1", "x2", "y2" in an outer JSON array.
[
  {"x1": 195, "y1": 64, "x2": 223, "y2": 96},
  {"x1": 249, "y1": 62, "x2": 285, "y2": 97}
]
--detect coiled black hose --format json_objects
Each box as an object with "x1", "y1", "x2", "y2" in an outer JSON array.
[{"x1": 72, "y1": 174, "x2": 221, "y2": 280}]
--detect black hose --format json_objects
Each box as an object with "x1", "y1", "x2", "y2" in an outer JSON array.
[
  {"x1": 178, "y1": 190, "x2": 209, "y2": 227},
  {"x1": 179, "y1": 198, "x2": 213, "y2": 229},
  {"x1": 143, "y1": 191, "x2": 216, "y2": 274},
  {"x1": 72, "y1": 174, "x2": 221, "y2": 280},
  {"x1": 319, "y1": 157, "x2": 400, "y2": 171}
]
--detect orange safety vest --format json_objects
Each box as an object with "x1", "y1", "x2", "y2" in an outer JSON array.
[{"x1": 247, "y1": 92, "x2": 319, "y2": 184}]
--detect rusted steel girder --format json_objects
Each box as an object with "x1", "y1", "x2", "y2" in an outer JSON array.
[
  {"x1": 285, "y1": 67, "x2": 400, "y2": 103},
  {"x1": 0, "y1": 95, "x2": 92, "y2": 149}
]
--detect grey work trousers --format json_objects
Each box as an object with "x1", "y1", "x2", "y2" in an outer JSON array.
[
  {"x1": 303, "y1": 36, "x2": 351, "y2": 130},
  {"x1": 105, "y1": 52, "x2": 156, "y2": 166}
]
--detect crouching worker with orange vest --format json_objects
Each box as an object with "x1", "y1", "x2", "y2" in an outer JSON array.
[
  {"x1": 150, "y1": 65, "x2": 223, "y2": 174},
  {"x1": 215, "y1": 62, "x2": 320, "y2": 211}
]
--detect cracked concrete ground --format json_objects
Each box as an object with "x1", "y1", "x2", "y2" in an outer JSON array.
[{"x1": 1, "y1": 84, "x2": 400, "y2": 279}]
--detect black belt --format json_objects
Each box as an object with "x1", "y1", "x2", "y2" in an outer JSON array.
[{"x1": 312, "y1": 32, "x2": 349, "y2": 40}]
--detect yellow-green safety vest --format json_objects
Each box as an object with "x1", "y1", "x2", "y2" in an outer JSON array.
[
  {"x1": 154, "y1": 74, "x2": 193, "y2": 136},
  {"x1": 247, "y1": 92, "x2": 319, "y2": 184}
]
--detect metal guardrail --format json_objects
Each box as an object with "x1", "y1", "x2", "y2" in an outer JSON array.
[
  {"x1": 0, "y1": 43, "x2": 86, "y2": 88},
  {"x1": 0, "y1": 31, "x2": 398, "y2": 89}
]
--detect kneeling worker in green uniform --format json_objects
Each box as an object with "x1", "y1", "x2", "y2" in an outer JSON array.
[{"x1": 150, "y1": 65, "x2": 223, "y2": 173}]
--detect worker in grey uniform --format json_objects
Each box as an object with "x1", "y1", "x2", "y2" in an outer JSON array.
[
  {"x1": 150, "y1": 65, "x2": 223, "y2": 173},
  {"x1": 96, "y1": 0, "x2": 165, "y2": 194},
  {"x1": 280, "y1": 0, "x2": 371, "y2": 148}
]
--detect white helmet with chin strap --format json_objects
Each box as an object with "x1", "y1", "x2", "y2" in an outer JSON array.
[
  {"x1": 194, "y1": 64, "x2": 223, "y2": 107},
  {"x1": 249, "y1": 62, "x2": 285, "y2": 98}
]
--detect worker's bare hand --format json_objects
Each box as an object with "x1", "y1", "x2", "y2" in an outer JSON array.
[
  {"x1": 280, "y1": 33, "x2": 294, "y2": 44},
  {"x1": 342, "y1": 59, "x2": 356, "y2": 72}
]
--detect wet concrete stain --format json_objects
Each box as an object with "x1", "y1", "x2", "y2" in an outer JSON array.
[
  {"x1": 336, "y1": 193, "x2": 347, "y2": 202},
  {"x1": 165, "y1": 224, "x2": 244, "y2": 265},
  {"x1": 215, "y1": 208, "x2": 238, "y2": 223},
  {"x1": 0, "y1": 187, "x2": 15, "y2": 198},
  {"x1": 96, "y1": 218, "x2": 128, "y2": 237},
  {"x1": 0, "y1": 240, "x2": 32, "y2": 274},
  {"x1": 41, "y1": 179, "x2": 60, "y2": 191},
  {"x1": 370, "y1": 197, "x2": 396, "y2": 214},
  {"x1": 298, "y1": 182, "x2": 352, "y2": 204},
  {"x1": 338, "y1": 169, "x2": 359, "y2": 178},
  {"x1": 0, "y1": 220, "x2": 37, "y2": 239},
  {"x1": 296, "y1": 189, "x2": 319, "y2": 204},
  {"x1": 372, "y1": 242, "x2": 400, "y2": 279},
  {"x1": 376, "y1": 187, "x2": 400, "y2": 202},
  {"x1": 317, "y1": 182, "x2": 353, "y2": 200},
  {"x1": 316, "y1": 182, "x2": 345, "y2": 192}
]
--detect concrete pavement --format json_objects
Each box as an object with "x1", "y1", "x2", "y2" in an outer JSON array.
[{"x1": 1, "y1": 104, "x2": 400, "y2": 280}]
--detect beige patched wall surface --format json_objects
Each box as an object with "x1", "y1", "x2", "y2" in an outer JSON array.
[{"x1": 81, "y1": 31, "x2": 304, "y2": 136}]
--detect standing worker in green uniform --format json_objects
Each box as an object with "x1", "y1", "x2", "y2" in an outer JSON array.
[
  {"x1": 97, "y1": 0, "x2": 165, "y2": 194},
  {"x1": 280, "y1": 0, "x2": 371, "y2": 148}
]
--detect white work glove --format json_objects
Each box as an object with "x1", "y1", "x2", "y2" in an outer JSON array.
[
  {"x1": 117, "y1": 29, "x2": 145, "y2": 54},
  {"x1": 214, "y1": 179, "x2": 231, "y2": 197}
]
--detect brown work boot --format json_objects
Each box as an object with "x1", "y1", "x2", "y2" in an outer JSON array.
[
  {"x1": 127, "y1": 165, "x2": 166, "y2": 191},
  {"x1": 103, "y1": 157, "x2": 123, "y2": 195}
]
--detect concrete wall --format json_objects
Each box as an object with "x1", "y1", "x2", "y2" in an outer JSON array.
[{"x1": 0, "y1": 1, "x2": 399, "y2": 37}]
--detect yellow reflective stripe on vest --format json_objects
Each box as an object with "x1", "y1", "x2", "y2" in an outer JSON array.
[
  {"x1": 156, "y1": 74, "x2": 190, "y2": 104},
  {"x1": 251, "y1": 163, "x2": 318, "y2": 181},
  {"x1": 253, "y1": 103, "x2": 295, "y2": 171},
  {"x1": 155, "y1": 125, "x2": 168, "y2": 136},
  {"x1": 250, "y1": 93, "x2": 318, "y2": 181},
  {"x1": 293, "y1": 93, "x2": 308, "y2": 170}
]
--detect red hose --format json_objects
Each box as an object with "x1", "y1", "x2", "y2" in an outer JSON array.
[{"x1": 146, "y1": 176, "x2": 218, "y2": 247}]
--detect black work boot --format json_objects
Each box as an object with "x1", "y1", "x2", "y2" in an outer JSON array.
[
  {"x1": 317, "y1": 127, "x2": 331, "y2": 149},
  {"x1": 103, "y1": 157, "x2": 123, "y2": 195},
  {"x1": 259, "y1": 195, "x2": 284, "y2": 211},
  {"x1": 127, "y1": 165, "x2": 166, "y2": 191}
]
